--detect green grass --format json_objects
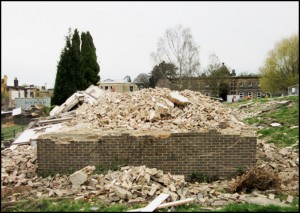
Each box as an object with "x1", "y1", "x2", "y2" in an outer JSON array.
[
  {"x1": 240, "y1": 96, "x2": 299, "y2": 147},
  {"x1": 2, "y1": 198, "x2": 299, "y2": 212},
  {"x1": 1, "y1": 124, "x2": 27, "y2": 140},
  {"x1": 1, "y1": 199, "x2": 129, "y2": 212},
  {"x1": 213, "y1": 203, "x2": 299, "y2": 212}
]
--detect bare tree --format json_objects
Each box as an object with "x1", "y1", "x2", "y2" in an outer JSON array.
[
  {"x1": 133, "y1": 73, "x2": 150, "y2": 88},
  {"x1": 151, "y1": 25, "x2": 201, "y2": 89}
]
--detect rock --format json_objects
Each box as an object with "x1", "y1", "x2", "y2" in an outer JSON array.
[
  {"x1": 69, "y1": 171, "x2": 88, "y2": 188},
  {"x1": 113, "y1": 185, "x2": 131, "y2": 200},
  {"x1": 241, "y1": 196, "x2": 288, "y2": 207},
  {"x1": 168, "y1": 91, "x2": 189, "y2": 106},
  {"x1": 211, "y1": 200, "x2": 225, "y2": 206},
  {"x1": 286, "y1": 195, "x2": 294, "y2": 203},
  {"x1": 268, "y1": 193, "x2": 275, "y2": 200},
  {"x1": 270, "y1": 123, "x2": 281, "y2": 127}
]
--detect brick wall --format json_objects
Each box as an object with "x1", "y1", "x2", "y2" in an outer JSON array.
[{"x1": 37, "y1": 129, "x2": 256, "y2": 179}]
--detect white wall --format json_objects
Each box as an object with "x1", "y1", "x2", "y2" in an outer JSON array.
[{"x1": 227, "y1": 95, "x2": 240, "y2": 103}]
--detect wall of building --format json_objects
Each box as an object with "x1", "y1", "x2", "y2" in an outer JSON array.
[
  {"x1": 99, "y1": 83, "x2": 139, "y2": 93},
  {"x1": 37, "y1": 130, "x2": 257, "y2": 179},
  {"x1": 15, "y1": 97, "x2": 51, "y2": 109}
]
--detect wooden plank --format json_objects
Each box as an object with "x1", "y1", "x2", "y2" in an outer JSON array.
[
  {"x1": 140, "y1": 193, "x2": 169, "y2": 212},
  {"x1": 127, "y1": 197, "x2": 195, "y2": 212},
  {"x1": 156, "y1": 198, "x2": 194, "y2": 209}
]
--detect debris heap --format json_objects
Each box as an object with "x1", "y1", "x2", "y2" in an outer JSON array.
[
  {"x1": 229, "y1": 140, "x2": 299, "y2": 195},
  {"x1": 67, "y1": 88, "x2": 253, "y2": 136}
]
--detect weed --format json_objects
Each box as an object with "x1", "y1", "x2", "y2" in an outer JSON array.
[
  {"x1": 94, "y1": 163, "x2": 106, "y2": 174},
  {"x1": 236, "y1": 165, "x2": 246, "y2": 176},
  {"x1": 190, "y1": 172, "x2": 218, "y2": 183}
]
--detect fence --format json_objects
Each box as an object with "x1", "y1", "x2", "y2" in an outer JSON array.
[{"x1": 1, "y1": 126, "x2": 25, "y2": 141}]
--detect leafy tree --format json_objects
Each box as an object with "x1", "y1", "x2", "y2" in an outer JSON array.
[
  {"x1": 149, "y1": 61, "x2": 177, "y2": 88},
  {"x1": 133, "y1": 73, "x2": 150, "y2": 88},
  {"x1": 81, "y1": 31, "x2": 100, "y2": 88},
  {"x1": 151, "y1": 25, "x2": 201, "y2": 89},
  {"x1": 259, "y1": 34, "x2": 299, "y2": 94}
]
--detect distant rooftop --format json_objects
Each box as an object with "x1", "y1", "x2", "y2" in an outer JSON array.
[{"x1": 100, "y1": 79, "x2": 133, "y2": 84}]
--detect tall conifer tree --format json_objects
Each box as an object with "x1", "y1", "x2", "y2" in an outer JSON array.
[{"x1": 81, "y1": 31, "x2": 100, "y2": 88}]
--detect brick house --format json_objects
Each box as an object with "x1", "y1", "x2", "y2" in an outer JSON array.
[{"x1": 157, "y1": 75, "x2": 263, "y2": 101}]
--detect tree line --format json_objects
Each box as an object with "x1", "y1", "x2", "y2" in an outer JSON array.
[
  {"x1": 53, "y1": 27, "x2": 298, "y2": 106},
  {"x1": 136, "y1": 27, "x2": 298, "y2": 96}
]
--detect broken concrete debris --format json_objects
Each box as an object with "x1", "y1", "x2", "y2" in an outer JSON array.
[{"x1": 66, "y1": 87, "x2": 255, "y2": 136}]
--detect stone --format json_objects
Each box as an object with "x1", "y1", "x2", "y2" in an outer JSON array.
[
  {"x1": 211, "y1": 200, "x2": 225, "y2": 206},
  {"x1": 241, "y1": 196, "x2": 288, "y2": 207},
  {"x1": 113, "y1": 186, "x2": 130, "y2": 200},
  {"x1": 168, "y1": 91, "x2": 190, "y2": 106},
  {"x1": 69, "y1": 171, "x2": 88, "y2": 188},
  {"x1": 286, "y1": 195, "x2": 294, "y2": 203},
  {"x1": 268, "y1": 193, "x2": 275, "y2": 200}
]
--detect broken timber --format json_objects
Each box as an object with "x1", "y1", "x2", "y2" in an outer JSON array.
[{"x1": 127, "y1": 197, "x2": 195, "y2": 212}]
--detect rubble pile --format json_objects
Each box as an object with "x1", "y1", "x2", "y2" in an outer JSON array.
[
  {"x1": 255, "y1": 140, "x2": 299, "y2": 195},
  {"x1": 1, "y1": 145, "x2": 187, "y2": 203},
  {"x1": 68, "y1": 88, "x2": 252, "y2": 136}
]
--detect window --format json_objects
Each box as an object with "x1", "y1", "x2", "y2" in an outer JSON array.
[
  {"x1": 110, "y1": 86, "x2": 113, "y2": 89},
  {"x1": 239, "y1": 91, "x2": 244, "y2": 98},
  {"x1": 257, "y1": 91, "x2": 261, "y2": 98},
  {"x1": 100, "y1": 86, "x2": 103, "y2": 89},
  {"x1": 130, "y1": 86, "x2": 134, "y2": 92},
  {"x1": 247, "y1": 91, "x2": 253, "y2": 98},
  {"x1": 30, "y1": 92, "x2": 34, "y2": 97},
  {"x1": 231, "y1": 91, "x2": 237, "y2": 95},
  {"x1": 248, "y1": 81, "x2": 252, "y2": 87},
  {"x1": 105, "y1": 86, "x2": 108, "y2": 90},
  {"x1": 239, "y1": 83, "x2": 243, "y2": 87}
]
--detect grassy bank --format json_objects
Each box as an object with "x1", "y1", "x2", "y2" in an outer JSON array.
[
  {"x1": 226, "y1": 96, "x2": 299, "y2": 147},
  {"x1": 1, "y1": 198, "x2": 298, "y2": 212}
]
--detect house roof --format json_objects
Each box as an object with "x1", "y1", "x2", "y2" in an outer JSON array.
[{"x1": 100, "y1": 79, "x2": 134, "y2": 84}]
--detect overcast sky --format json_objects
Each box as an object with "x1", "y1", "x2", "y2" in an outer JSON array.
[{"x1": 2, "y1": 1, "x2": 299, "y2": 88}]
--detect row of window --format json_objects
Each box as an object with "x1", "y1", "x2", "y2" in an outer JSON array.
[
  {"x1": 239, "y1": 91, "x2": 262, "y2": 98},
  {"x1": 205, "y1": 82, "x2": 256, "y2": 88},
  {"x1": 231, "y1": 82, "x2": 255, "y2": 88},
  {"x1": 100, "y1": 86, "x2": 134, "y2": 92},
  {"x1": 205, "y1": 91, "x2": 262, "y2": 98}
]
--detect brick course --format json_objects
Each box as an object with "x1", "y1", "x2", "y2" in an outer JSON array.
[{"x1": 37, "y1": 130, "x2": 256, "y2": 179}]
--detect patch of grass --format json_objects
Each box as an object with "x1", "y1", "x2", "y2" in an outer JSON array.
[
  {"x1": 190, "y1": 172, "x2": 218, "y2": 183},
  {"x1": 236, "y1": 165, "x2": 246, "y2": 176},
  {"x1": 1, "y1": 124, "x2": 27, "y2": 140},
  {"x1": 94, "y1": 163, "x2": 106, "y2": 174},
  {"x1": 257, "y1": 127, "x2": 298, "y2": 147},
  {"x1": 241, "y1": 96, "x2": 299, "y2": 147},
  {"x1": 213, "y1": 203, "x2": 299, "y2": 212},
  {"x1": 1, "y1": 198, "x2": 129, "y2": 212},
  {"x1": 2, "y1": 198, "x2": 299, "y2": 212}
]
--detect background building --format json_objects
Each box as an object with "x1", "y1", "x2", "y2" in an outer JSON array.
[{"x1": 98, "y1": 79, "x2": 139, "y2": 93}]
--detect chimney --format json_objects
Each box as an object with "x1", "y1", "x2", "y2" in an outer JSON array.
[
  {"x1": 232, "y1": 69, "x2": 236, "y2": 76},
  {"x1": 222, "y1": 62, "x2": 225, "y2": 66},
  {"x1": 14, "y1": 78, "x2": 18, "y2": 87}
]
